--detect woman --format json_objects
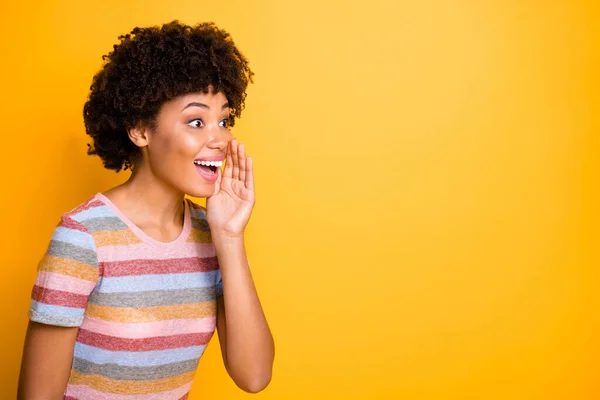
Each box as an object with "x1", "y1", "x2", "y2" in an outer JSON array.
[{"x1": 18, "y1": 20, "x2": 274, "y2": 399}]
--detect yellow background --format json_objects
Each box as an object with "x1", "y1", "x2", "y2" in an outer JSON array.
[{"x1": 1, "y1": 0, "x2": 598, "y2": 399}]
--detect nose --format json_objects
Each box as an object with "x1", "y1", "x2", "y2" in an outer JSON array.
[{"x1": 205, "y1": 125, "x2": 232, "y2": 151}]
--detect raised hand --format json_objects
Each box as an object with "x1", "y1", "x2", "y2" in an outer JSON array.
[{"x1": 206, "y1": 139, "x2": 255, "y2": 238}]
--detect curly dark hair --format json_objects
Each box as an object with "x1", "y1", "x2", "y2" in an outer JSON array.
[{"x1": 83, "y1": 20, "x2": 254, "y2": 172}]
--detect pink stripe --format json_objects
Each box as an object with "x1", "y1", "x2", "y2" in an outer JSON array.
[
  {"x1": 35, "y1": 271, "x2": 96, "y2": 295},
  {"x1": 65, "y1": 382, "x2": 192, "y2": 399},
  {"x1": 97, "y1": 242, "x2": 216, "y2": 262},
  {"x1": 100, "y1": 256, "x2": 218, "y2": 277},
  {"x1": 80, "y1": 316, "x2": 217, "y2": 339},
  {"x1": 32, "y1": 286, "x2": 88, "y2": 308},
  {"x1": 59, "y1": 215, "x2": 88, "y2": 232},
  {"x1": 69, "y1": 198, "x2": 105, "y2": 215},
  {"x1": 77, "y1": 329, "x2": 213, "y2": 351}
]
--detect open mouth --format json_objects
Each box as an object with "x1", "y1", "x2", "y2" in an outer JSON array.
[{"x1": 194, "y1": 160, "x2": 223, "y2": 174}]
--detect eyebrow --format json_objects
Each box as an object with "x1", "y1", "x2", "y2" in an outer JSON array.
[{"x1": 182, "y1": 102, "x2": 230, "y2": 111}]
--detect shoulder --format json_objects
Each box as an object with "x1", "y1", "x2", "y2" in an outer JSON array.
[
  {"x1": 186, "y1": 198, "x2": 211, "y2": 232},
  {"x1": 187, "y1": 198, "x2": 206, "y2": 214},
  {"x1": 51, "y1": 195, "x2": 106, "y2": 244},
  {"x1": 44, "y1": 196, "x2": 100, "y2": 268},
  {"x1": 60, "y1": 195, "x2": 106, "y2": 225},
  {"x1": 187, "y1": 198, "x2": 208, "y2": 219}
]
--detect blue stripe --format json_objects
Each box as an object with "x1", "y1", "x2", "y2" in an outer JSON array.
[
  {"x1": 51, "y1": 227, "x2": 96, "y2": 250},
  {"x1": 71, "y1": 205, "x2": 115, "y2": 222},
  {"x1": 74, "y1": 343, "x2": 206, "y2": 366},
  {"x1": 189, "y1": 207, "x2": 206, "y2": 219},
  {"x1": 30, "y1": 300, "x2": 84, "y2": 317},
  {"x1": 215, "y1": 269, "x2": 223, "y2": 295},
  {"x1": 96, "y1": 271, "x2": 219, "y2": 293}
]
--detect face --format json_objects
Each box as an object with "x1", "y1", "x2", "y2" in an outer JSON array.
[{"x1": 134, "y1": 89, "x2": 233, "y2": 197}]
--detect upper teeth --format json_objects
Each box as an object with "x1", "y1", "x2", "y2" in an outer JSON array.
[{"x1": 195, "y1": 160, "x2": 223, "y2": 167}]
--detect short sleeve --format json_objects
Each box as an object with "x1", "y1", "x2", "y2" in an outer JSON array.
[{"x1": 28, "y1": 214, "x2": 99, "y2": 327}]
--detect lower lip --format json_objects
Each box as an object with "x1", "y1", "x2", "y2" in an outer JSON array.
[{"x1": 195, "y1": 164, "x2": 219, "y2": 183}]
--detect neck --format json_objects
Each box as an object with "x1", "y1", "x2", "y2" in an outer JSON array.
[{"x1": 103, "y1": 165, "x2": 186, "y2": 229}]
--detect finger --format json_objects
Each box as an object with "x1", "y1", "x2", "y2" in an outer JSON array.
[
  {"x1": 231, "y1": 139, "x2": 239, "y2": 180},
  {"x1": 224, "y1": 140, "x2": 233, "y2": 179},
  {"x1": 245, "y1": 156, "x2": 254, "y2": 192},
  {"x1": 238, "y1": 142, "x2": 247, "y2": 182}
]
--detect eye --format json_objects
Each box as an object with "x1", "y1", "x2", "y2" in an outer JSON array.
[
  {"x1": 219, "y1": 118, "x2": 230, "y2": 128},
  {"x1": 188, "y1": 119, "x2": 203, "y2": 128}
]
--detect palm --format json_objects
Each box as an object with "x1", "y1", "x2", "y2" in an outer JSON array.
[{"x1": 207, "y1": 140, "x2": 255, "y2": 236}]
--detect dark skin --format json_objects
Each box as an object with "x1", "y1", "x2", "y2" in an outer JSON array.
[
  {"x1": 18, "y1": 323, "x2": 78, "y2": 399},
  {"x1": 18, "y1": 90, "x2": 274, "y2": 398}
]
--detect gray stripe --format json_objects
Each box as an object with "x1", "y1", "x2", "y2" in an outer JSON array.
[
  {"x1": 84, "y1": 217, "x2": 128, "y2": 233},
  {"x1": 28, "y1": 309, "x2": 83, "y2": 327},
  {"x1": 189, "y1": 206, "x2": 206, "y2": 218},
  {"x1": 89, "y1": 287, "x2": 218, "y2": 308},
  {"x1": 47, "y1": 241, "x2": 97, "y2": 267},
  {"x1": 72, "y1": 357, "x2": 199, "y2": 381},
  {"x1": 191, "y1": 217, "x2": 210, "y2": 232}
]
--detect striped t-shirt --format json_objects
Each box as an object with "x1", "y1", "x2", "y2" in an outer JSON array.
[{"x1": 28, "y1": 193, "x2": 223, "y2": 399}]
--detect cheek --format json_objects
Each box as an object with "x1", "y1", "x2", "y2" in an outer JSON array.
[
  {"x1": 177, "y1": 133, "x2": 204, "y2": 155},
  {"x1": 155, "y1": 132, "x2": 201, "y2": 160}
]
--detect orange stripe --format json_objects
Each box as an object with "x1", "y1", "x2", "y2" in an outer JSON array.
[
  {"x1": 85, "y1": 302, "x2": 217, "y2": 323},
  {"x1": 38, "y1": 255, "x2": 97, "y2": 282},
  {"x1": 186, "y1": 229, "x2": 211, "y2": 244},
  {"x1": 93, "y1": 229, "x2": 143, "y2": 247},
  {"x1": 68, "y1": 370, "x2": 195, "y2": 394}
]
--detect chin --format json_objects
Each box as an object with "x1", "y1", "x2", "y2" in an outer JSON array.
[{"x1": 184, "y1": 182, "x2": 215, "y2": 198}]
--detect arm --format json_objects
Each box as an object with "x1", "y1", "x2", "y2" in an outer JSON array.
[
  {"x1": 214, "y1": 236, "x2": 274, "y2": 393},
  {"x1": 17, "y1": 321, "x2": 78, "y2": 400},
  {"x1": 18, "y1": 213, "x2": 99, "y2": 399},
  {"x1": 207, "y1": 139, "x2": 274, "y2": 393}
]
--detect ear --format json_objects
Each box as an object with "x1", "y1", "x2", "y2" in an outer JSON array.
[{"x1": 127, "y1": 123, "x2": 150, "y2": 148}]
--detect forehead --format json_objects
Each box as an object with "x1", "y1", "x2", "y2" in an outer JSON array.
[{"x1": 167, "y1": 90, "x2": 229, "y2": 111}]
